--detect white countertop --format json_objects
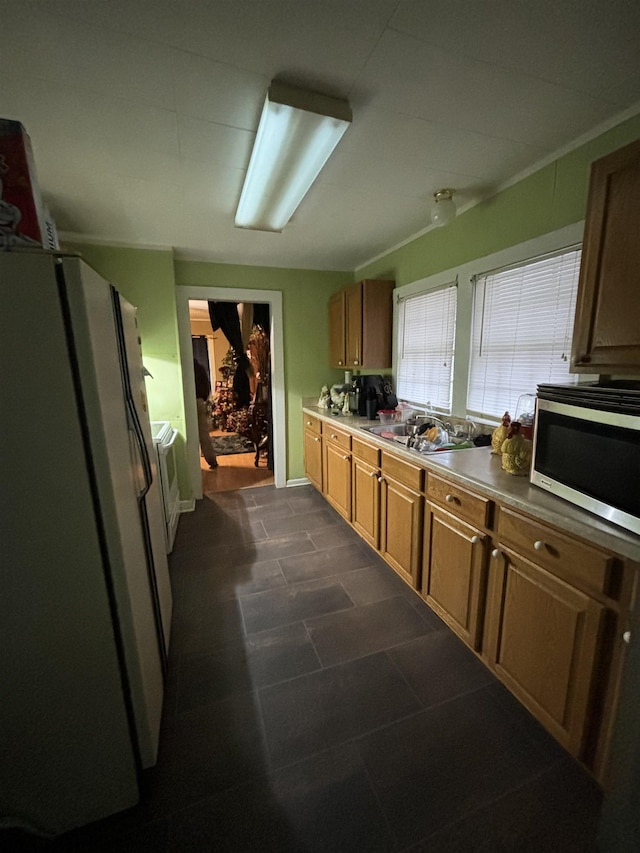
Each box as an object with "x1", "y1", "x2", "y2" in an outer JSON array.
[{"x1": 303, "y1": 404, "x2": 640, "y2": 563}]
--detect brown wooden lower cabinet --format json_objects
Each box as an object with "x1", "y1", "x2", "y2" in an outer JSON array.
[
  {"x1": 379, "y1": 474, "x2": 423, "y2": 588},
  {"x1": 303, "y1": 429, "x2": 322, "y2": 491},
  {"x1": 484, "y1": 546, "x2": 607, "y2": 761},
  {"x1": 423, "y1": 504, "x2": 488, "y2": 650},
  {"x1": 351, "y1": 456, "x2": 380, "y2": 549},
  {"x1": 322, "y1": 438, "x2": 352, "y2": 521}
]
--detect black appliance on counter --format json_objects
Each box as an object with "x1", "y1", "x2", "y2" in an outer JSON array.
[{"x1": 353, "y1": 375, "x2": 398, "y2": 418}]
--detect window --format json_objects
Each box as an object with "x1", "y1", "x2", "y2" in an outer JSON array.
[
  {"x1": 467, "y1": 247, "x2": 582, "y2": 421},
  {"x1": 396, "y1": 282, "x2": 457, "y2": 412}
]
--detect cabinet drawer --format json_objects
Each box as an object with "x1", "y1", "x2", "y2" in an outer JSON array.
[
  {"x1": 497, "y1": 506, "x2": 616, "y2": 597},
  {"x1": 352, "y1": 437, "x2": 380, "y2": 467},
  {"x1": 303, "y1": 414, "x2": 322, "y2": 436},
  {"x1": 382, "y1": 452, "x2": 423, "y2": 491},
  {"x1": 324, "y1": 425, "x2": 351, "y2": 451},
  {"x1": 427, "y1": 473, "x2": 491, "y2": 528}
]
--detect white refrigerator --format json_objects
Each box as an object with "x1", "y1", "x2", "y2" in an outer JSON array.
[{"x1": 0, "y1": 251, "x2": 173, "y2": 836}]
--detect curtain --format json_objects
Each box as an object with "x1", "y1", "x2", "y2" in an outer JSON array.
[{"x1": 208, "y1": 301, "x2": 252, "y2": 408}]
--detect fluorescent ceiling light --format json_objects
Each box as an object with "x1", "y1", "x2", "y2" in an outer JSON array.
[{"x1": 235, "y1": 81, "x2": 352, "y2": 232}]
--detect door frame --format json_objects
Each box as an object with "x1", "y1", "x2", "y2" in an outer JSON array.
[{"x1": 177, "y1": 285, "x2": 286, "y2": 499}]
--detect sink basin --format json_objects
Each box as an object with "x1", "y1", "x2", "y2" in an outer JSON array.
[
  {"x1": 361, "y1": 423, "x2": 482, "y2": 454},
  {"x1": 362, "y1": 424, "x2": 411, "y2": 437}
]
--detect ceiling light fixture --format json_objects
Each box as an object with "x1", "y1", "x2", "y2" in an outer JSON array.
[
  {"x1": 235, "y1": 81, "x2": 352, "y2": 233},
  {"x1": 431, "y1": 189, "x2": 456, "y2": 227}
]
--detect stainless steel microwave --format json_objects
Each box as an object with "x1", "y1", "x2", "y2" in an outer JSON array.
[{"x1": 531, "y1": 383, "x2": 640, "y2": 536}]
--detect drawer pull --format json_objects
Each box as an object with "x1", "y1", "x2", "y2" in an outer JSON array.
[
  {"x1": 492, "y1": 549, "x2": 501, "y2": 559},
  {"x1": 470, "y1": 535, "x2": 480, "y2": 544},
  {"x1": 623, "y1": 631, "x2": 631, "y2": 644},
  {"x1": 445, "y1": 494, "x2": 455, "y2": 503},
  {"x1": 533, "y1": 540, "x2": 545, "y2": 551}
]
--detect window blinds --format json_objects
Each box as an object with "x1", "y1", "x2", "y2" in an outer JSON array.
[
  {"x1": 396, "y1": 283, "x2": 457, "y2": 411},
  {"x1": 467, "y1": 247, "x2": 582, "y2": 420}
]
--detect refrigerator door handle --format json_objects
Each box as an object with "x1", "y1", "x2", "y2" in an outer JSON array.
[{"x1": 110, "y1": 287, "x2": 153, "y2": 497}]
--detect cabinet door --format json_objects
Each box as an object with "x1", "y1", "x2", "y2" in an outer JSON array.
[
  {"x1": 304, "y1": 429, "x2": 323, "y2": 492},
  {"x1": 423, "y1": 505, "x2": 487, "y2": 649},
  {"x1": 323, "y1": 440, "x2": 352, "y2": 521},
  {"x1": 352, "y1": 456, "x2": 380, "y2": 549},
  {"x1": 328, "y1": 290, "x2": 346, "y2": 367},
  {"x1": 486, "y1": 547, "x2": 605, "y2": 759},
  {"x1": 380, "y1": 475, "x2": 423, "y2": 588},
  {"x1": 571, "y1": 138, "x2": 640, "y2": 372},
  {"x1": 345, "y1": 283, "x2": 363, "y2": 367}
]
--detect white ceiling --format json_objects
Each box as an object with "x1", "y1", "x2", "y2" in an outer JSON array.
[{"x1": 2, "y1": 1, "x2": 639, "y2": 271}]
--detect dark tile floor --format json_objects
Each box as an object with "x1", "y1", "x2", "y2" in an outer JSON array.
[{"x1": 4, "y1": 485, "x2": 602, "y2": 852}]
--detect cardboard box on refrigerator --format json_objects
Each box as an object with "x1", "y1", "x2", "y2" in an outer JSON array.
[{"x1": 0, "y1": 118, "x2": 48, "y2": 250}]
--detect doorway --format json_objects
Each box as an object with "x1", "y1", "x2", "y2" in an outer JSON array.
[
  {"x1": 190, "y1": 300, "x2": 274, "y2": 494},
  {"x1": 177, "y1": 286, "x2": 286, "y2": 501}
]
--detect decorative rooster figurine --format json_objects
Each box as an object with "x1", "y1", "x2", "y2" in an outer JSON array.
[
  {"x1": 491, "y1": 411, "x2": 511, "y2": 455},
  {"x1": 500, "y1": 422, "x2": 533, "y2": 476}
]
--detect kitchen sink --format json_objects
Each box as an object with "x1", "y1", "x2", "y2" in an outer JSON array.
[{"x1": 360, "y1": 423, "x2": 484, "y2": 454}]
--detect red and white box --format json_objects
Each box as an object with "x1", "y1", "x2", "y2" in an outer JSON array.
[{"x1": 0, "y1": 118, "x2": 48, "y2": 250}]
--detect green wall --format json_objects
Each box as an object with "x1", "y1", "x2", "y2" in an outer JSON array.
[{"x1": 67, "y1": 113, "x2": 640, "y2": 500}]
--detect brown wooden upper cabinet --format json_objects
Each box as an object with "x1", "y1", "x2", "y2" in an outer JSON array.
[
  {"x1": 571, "y1": 137, "x2": 640, "y2": 372},
  {"x1": 328, "y1": 279, "x2": 394, "y2": 368}
]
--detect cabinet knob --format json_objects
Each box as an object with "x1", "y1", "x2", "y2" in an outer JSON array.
[
  {"x1": 306, "y1": 420, "x2": 311, "y2": 425},
  {"x1": 445, "y1": 494, "x2": 455, "y2": 503},
  {"x1": 338, "y1": 360, "x2": 343, "y2": 366},
  {"x1": 470, "y1": 535, "x2": 480, "y2": 544},
  {"x1": 331, "y1": 433, "x2": 338, "y2": 439},
  {"x1": 378, "y1": 476, "x2": 383, "y2": 483},
  {"x1": 492, "y1": 549, "x2": 501, "y2": 559},
  {"x1": 313, "y1": 437, "x2": 320, "y2": 443},
  {"x1": 342, "y1": 454, "x2": 350, "y2": 461},
  {"x1": 533, "y1": 540, "x2": 545, "y2": 551},
  {"x1": 623, "y1": 631, "x2": 631, "y2": 644},
  {"x1": 369, "y1": 470, "x2": 378, "y2": 478}
]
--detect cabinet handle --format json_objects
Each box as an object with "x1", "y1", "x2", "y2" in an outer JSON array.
[
  {"x1": 342, "y1": 454, "x2": 350, "y2": 461},
  {"x1": 445, "y1": 494, "x2": 455, "y2": 503},
  {"x1": 470, "y1": 535, "x2": 480, "y2": 544},
  {"x1": 492, "y1": 549, "x2": 501, "y2": 558},
  {"x1": 623, "y1": 631, "x2": 631, "y2": 644},
  {"x1": 533, "y1": 540, "x2": 545, "y2": 551}
]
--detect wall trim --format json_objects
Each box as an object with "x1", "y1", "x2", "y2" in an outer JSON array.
[
  {"x1": 177, "y1": 285, "x2": 286, "y2": 500},
  {"x1": 286, "y1": 477, "x2": 310, "y2": 488},
  {"x1": 179, "y1": 498, "x2": 196, "y2": 514}
]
